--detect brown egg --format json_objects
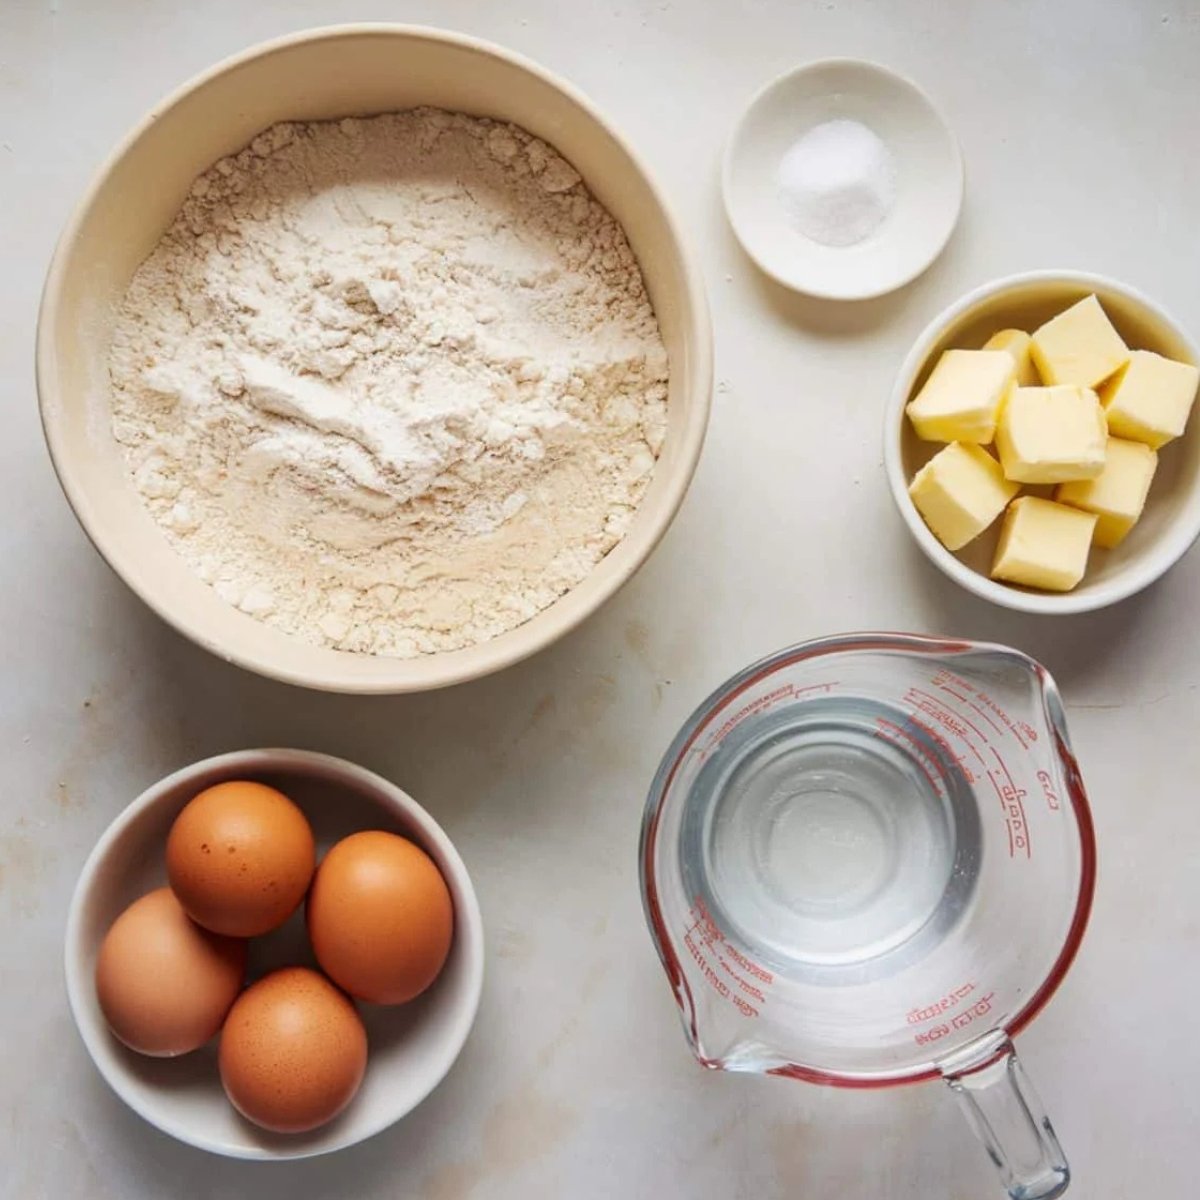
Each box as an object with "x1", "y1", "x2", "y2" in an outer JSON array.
[
  {"x1": 95, "y1": 888, "x2": 246, "y2": 1057},
  {"x1": 307, "y1": 831, "x2": 454, "y2": 1005},
  {"x1": 166, "y1": 780, "x2": 315, "y2": 937},
  {"x1": 218, "y1": 967, "x2": 367, "y2": 1133}
]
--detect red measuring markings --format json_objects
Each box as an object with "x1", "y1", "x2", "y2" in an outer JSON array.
[
  {"x1": 1037, "y1": 769, "x2": 1061, "y2": 811},
  {"x1": 699, "y1": 682, "x2": 837, "y2": 762},
  {"x1": 976, "y1": 690, "x2": 1028, "y2": 747},
  {"x1": 912, "y1": 991, "x2": 996, "y2": 1048},
  {"x1": 874, "y1": 718, "x2": 947, "y2": 798},
  {"x1": 988, "y1": 748, "x2": 1032, "y2": 859},
  {"x1": 930, "y1": 672, "x2": 1037, "y2": 748},
  {"x1": 906, "y1": 980, "x2": 977, "y2": 1026},
  {"x1": 683, "y1": 898, "x2": 775, "y2": 1018},
  {"x1": 908, "y1": 716, "x2": 978, "y2": 783},
  {"x1": 905, "y1": 686, "x2": 986, "y2": 773},
  {"x1": 929, "y1": 667, "x2": 977, "y2": 699}
]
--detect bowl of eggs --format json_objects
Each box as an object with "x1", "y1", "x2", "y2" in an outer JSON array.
[
  {"x1": 885, "y1": 270, "x2": 1200, "y2": 613},
  {"x1": 63, "y1": 749, "x2": 484, "y2": 1159}
]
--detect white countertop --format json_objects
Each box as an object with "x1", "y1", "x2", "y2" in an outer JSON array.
[{"x1": 4, "y1": 2, "x2": 1198, "y2": 1197}]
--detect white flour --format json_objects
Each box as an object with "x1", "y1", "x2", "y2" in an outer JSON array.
[{"x1": 109, "y1": 109, "x2": 668, "y2": 657}]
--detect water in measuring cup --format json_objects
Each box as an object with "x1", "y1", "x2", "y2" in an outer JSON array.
[{"x1": 680, "y1": 696, "x2": 981, "y2": 983}]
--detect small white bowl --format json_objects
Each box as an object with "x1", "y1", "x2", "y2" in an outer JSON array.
[
  {"x1": 722, "y1": 59, "x2": 963, "y2": 300},
  {"x1": 886, "y1": 270, "x2": 1200, "y2": 614},
  {"x1": 64, "y1": 749, "x2": 484, "y2": 1160}
]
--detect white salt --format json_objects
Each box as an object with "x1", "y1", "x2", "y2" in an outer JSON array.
[{"x1": 777, "y1": 119, "x2": 897, "y2": 247}]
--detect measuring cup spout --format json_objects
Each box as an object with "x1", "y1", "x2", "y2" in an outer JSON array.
[{"x1": 942, "y1": 1031, "x2": 1070, "y2": 1200}]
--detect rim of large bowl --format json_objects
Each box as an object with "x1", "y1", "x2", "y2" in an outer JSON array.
[{"x1": 36, "y1": 23, "x2": 713, "y2": 694}]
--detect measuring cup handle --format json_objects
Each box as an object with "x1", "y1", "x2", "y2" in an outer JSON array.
[{"x1": 942, "y1": 1034, "x2": 1069, "y2": 1200}]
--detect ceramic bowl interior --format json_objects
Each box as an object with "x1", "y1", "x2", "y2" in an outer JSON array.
[
  {"x1": 37, "y1": 25, "x2": 712, "y2": 692},
  {"x1": 64, "y1": 749, "x2": 484, "y2": 1160},
  {"x1": 886, "y1": 271, "x2": 1200, "y2": 613}
]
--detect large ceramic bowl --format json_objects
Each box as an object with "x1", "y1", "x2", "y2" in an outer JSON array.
[
  {"x1": 37, "y1": 25, "x2": 712, "y2": 692},
  {"x1": 64, "y1": 749, "x2": 485, "y2": 1160},
  {"x1": 886, "y1": 270, "x2": 1200, "y2": 613}
]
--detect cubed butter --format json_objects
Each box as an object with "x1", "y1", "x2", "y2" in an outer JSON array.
[
  {"x1": 1098, "y1": 349, "x2": 1200, "y2": 450},
  {"x1": 1030, "y1": 294, "x2": 1129, "y2": 388},
  {"x1": 906, "y1": 349, "x2": 1016, "y2": 443},
  {"x1": 908, "y1": 442, "x2": 1020, "y2": 551},
  {"x1": 994, "y1": 385, "x2": 1107, "y2": 483},
  {"x1": 1056, "y1": 437, "x2": 1158, "y2": 548},
  {"x1": 992, "y1": 497, "x2": 1097, "y2": 592},
  {"x1": 983, "y1": 328, "x2": 1039, "y2": 386}
]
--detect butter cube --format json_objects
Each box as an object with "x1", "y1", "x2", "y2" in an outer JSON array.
[
  {"x1": 994, "y1": 385, "x2": 1107, "y2": 483},
  {"x1": 906, "y1": 349, "x2": 1016, "y2": 443},
  {"x1": 1098, "y1": 349, "x2": 1200, "y2": 449},
  {"x1": 1030, "y1": 294, "x2": 1129, "y2": 388},
  {"x1": 992, "y1": 497, "x2": 1097, "y2": 592},
  {"x1": 1057, "y1": 437, "x2": 1158, "y2": 548},
  {"x1": 908, "y1": 442, "x2": 1019, "y2": 551},
  {"x1": 983, "y1": 329, "x2": 1039, "y2": 386}
]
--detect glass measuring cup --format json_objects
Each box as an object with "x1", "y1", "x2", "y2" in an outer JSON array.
[{"x1": 640, "y1": 633, "x2": 1095, "y2": 1200}]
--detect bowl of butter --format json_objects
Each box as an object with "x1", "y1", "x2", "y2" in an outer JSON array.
[{"x1": 886, "y1": 270, "x2": 1200, "y2": 613}]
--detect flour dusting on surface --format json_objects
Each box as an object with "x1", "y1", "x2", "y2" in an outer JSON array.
[{"x1": 109, "y1": 109, "x2": 668, "y2": 657}]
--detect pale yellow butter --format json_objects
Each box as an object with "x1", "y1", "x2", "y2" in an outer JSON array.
[
  {"x1": 1056, "y1": 437, "x2": 1158, "y2": 548},
  {"x1": 906, "y1": 349, "x2": 1016, "y2": 443},
  {"x1": 983, "y1": 328, "x2": 1039, "y2": 386},
  {"x1": 1099, "y1": 349, "x2": 1200, "y2": 450},
  {"x1": 994, "y1": 385, "x2": 1107, "y2": 483},
  {"x1": 908, "y1": 442, "x2": 1020, "y2": 551},
  {"x1": 1030, "y1": 294, "x2": 1129, "y2": 388},
  {"x1": 992, "y1": 497, "x2": 1097, "y2": 591}
]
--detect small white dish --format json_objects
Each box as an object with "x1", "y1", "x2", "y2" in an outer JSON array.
[
  {"x1": 723, "y1": 59, "x2": 963, "y2": 300},
  {"x1": 64, "y1": 749, "x2": 484, "y2": 1159},
  {"x1": 885, "y1": 270, "x2": 1200, "y2": 614}
]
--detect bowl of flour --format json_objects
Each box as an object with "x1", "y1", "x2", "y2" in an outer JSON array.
[{"x1": 38, "y1": 25, "x2": 711, "y2": 692}]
